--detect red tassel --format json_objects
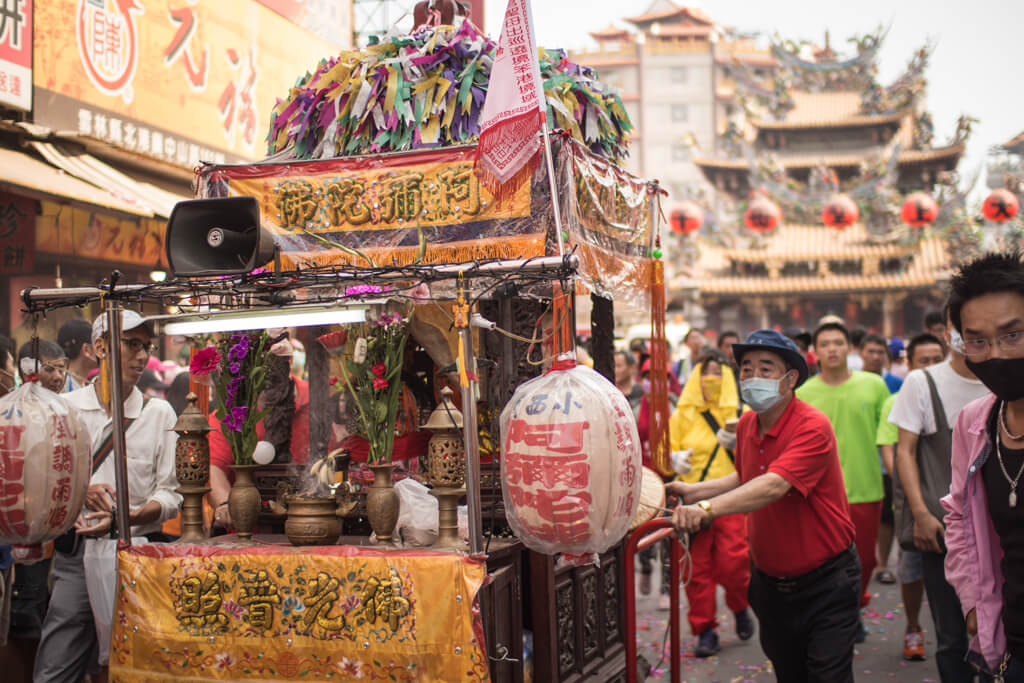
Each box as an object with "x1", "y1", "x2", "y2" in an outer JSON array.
[{"x1": 649, "y1": 259, "x2": 671, "y2": 478}]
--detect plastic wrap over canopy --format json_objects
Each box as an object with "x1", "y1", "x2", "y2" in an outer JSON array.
[
  {"x1": 197, "y1": 136, "x2": 658, "y2": 309},
  {"x1": 499, "y1": 360, "x2": 641, "y2": 564},
  {"x1": 0, "y1": 383, "x2": 90, "y2": 544}
]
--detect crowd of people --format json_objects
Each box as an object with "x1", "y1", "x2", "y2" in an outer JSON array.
[
  {"x1": 0, "y1": 250, "x2": 1022, "y2": 682},
  {"x1": 660, "y1": 251, "x2": 1024, "y2": 682}
]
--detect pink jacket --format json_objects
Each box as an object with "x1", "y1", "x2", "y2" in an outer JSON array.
[{"x1": 942, "y1": 393, "x2": 1006, "y2": 672}]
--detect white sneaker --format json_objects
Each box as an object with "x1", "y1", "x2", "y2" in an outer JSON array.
[{"x1": 657, "y1": 593, "x2": 671, "y2": 610}]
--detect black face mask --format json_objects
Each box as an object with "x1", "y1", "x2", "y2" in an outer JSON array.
[{"x1": 965, "y1": 356, "x2": 1024, "y2": 402}]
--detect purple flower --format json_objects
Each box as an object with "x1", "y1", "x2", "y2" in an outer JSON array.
[
  {"x1": 228, "y1": 362, "x2": 241, "y2": 374},
  {"x1": 344, "y1": 284, "x2": 384, "y2": 296},
  {"x1": 228, "y1": 336, "x2": 251, "y2": 362},
  {"x1": 226, "y1": 377, "x2": 242, "y2": 407},
  {"x1": 223, "y1": 405, "x2": 249, "y2": 432}
]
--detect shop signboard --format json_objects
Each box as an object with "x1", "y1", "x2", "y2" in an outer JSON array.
[
  {"x1": 0, "y1": 0, "x2": 32, "y2": 111},
  {"x1": 32, "y1": 0, "x2": 349, "y2": 167},
  {"x1": 0, "y1": 191, "x2": 34, "y2": 273}
]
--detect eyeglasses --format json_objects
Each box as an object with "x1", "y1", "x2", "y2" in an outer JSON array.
[
  {"x1": 962, "y1": 330, "x2": 1024, "y2": 357},
  {"x1": 40, "y1": 362, "x2": 68, "y2": 375},
  {"x1": 122, "y1": 338, "x2": 156, "y2": 355}
]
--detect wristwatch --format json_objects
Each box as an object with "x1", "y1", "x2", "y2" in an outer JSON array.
[{"x1": 696, "y1": 499, "x2": 713, "y2": 522}]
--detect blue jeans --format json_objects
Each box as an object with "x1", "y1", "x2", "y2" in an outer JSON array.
[{"x1": 920, "y1": 550, "x2": 974, "y2": 683}]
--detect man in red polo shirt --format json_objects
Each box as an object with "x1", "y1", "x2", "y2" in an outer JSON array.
[{"x1": 670, "y1": 329, "x2": 859, "y2": 682}]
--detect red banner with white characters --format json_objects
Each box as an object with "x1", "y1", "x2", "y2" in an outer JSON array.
[{"x1": 0, "y1": 0, "x2": 31, "y2": 111}]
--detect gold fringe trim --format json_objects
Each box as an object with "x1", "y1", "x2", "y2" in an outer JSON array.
[{"x1": 279, "y1": 235, "x2": 547, "y2": 270}]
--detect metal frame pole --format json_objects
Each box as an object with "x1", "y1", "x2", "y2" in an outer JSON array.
[
  {"x1": 541, "y1": 125, "x2": 566, "y2": 257},
  {"x1": 624, "y1": 518, "x2": 682, "y2": 683},
  {"x1": 105, "y1": 298, "x2": 133, "y2": 544}
]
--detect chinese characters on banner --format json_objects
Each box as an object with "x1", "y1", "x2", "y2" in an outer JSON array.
[
  {"x1": 34, "y1": 200, "x2": 168, "y2": 268},
  {"x1": 201, "y1": 148, "x2": 543, "y2": 269},
  {"x1": 110, "y1": 545, "x2": 490, "y2": 681},
  {"x1": 0, "y1": 0, "x2": 31, "y2": 111},
  {"x1": 33, "y1": 0, "x2": 345, "y2": 166},
  {"x1": 0, "y1": 191, "x2": 34, "y2": 273}
]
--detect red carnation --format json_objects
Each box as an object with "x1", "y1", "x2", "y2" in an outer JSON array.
[
  {"x1": 372, "y1": 377, "x2": 389, "y2": 390},
  {"x1": 371, "y1": 362, "x2": 387, "y2": 378}
]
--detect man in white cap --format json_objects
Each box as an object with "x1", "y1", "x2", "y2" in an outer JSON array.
[{"x1": 33, "y1": 310, "x2": 181, "y2": 683}]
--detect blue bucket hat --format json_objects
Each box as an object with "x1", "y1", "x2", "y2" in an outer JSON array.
[{"x1": 731, "y1": 329, "x2": 810, "y2": 388}]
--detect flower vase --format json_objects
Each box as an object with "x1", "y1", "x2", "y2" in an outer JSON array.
[
  {"x1": 228, "y1": 464, "x2": 261, "y2": 542},
  {"x1": 366, "y1": 463, "x2": 399, "y2": 545}
]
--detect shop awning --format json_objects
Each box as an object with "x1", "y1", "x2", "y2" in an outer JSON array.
[
  {"x1": 0, "y1": 144, "x2": 150, "y2": 217},
  {"x1": 29, "y1": 141, "x2": 188, "y2": 219}
]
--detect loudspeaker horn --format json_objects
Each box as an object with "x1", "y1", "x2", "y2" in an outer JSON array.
[{"x1": 166, "y1": 197, "x2": 277, "y2": 277}]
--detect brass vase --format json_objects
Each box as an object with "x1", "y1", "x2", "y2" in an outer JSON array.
[
  {"x1": 366, "y1": 463, "x2": 399, "y2": 545},
  {"x1": 228, "y1": 464, "x2": 261, "y2": 541}
]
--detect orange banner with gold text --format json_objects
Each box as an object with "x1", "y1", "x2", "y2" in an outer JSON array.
[{"x1": 109, "y1": 543, "x2": 489, "y2": 682}]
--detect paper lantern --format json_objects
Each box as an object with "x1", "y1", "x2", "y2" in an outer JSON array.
[
  {"x1": 744, "y1": 197, "x2": 781, "y2": 233},
  {"x1": 0, "y1": 383, "x2": 90, "y2": 544},
  {"x1": 901, "y1": 192, "x2": 938, "y2": 228},
  {"x1": 670, "y1": 201, "x2": 704, "y2": 235},
  {"x1": 500, "y1": 360, "x2": 641, "y2": 564},
  {"x1": 822, "y1": 194, "x2": 859, "y2": 229},
  {"x1": 983, "y1": 188, "x2": 1019, "y2": 223}
]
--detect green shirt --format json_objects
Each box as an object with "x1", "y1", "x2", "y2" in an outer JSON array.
[
  {"x1": 876, "y1": 393, "x2": 898, "y2": 447},
  {"x1": 796, "y1": 371, "x2": 890, "y2": 503}
]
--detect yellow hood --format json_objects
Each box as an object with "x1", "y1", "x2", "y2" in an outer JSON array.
[{"x1": 679, "y1": 361, "x2": 739, "y2": 411}]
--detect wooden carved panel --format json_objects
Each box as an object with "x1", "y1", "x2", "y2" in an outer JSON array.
[
  {"x1": 603, "y1": 556, "x2": 620, "y2": 647},
  {"x1": 556, "y1": 580, "x2": 576, "y2": 677},
  {"x1": 581, "y1": 568, "x2": 599, "y2": 660}
]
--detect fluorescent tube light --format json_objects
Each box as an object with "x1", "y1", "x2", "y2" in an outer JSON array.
[{"x1": 160, "y1": 305, "x2": 367, "y2": 335}]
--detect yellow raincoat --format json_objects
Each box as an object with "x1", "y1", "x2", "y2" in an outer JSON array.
[{"x1": 669, "y1": 362, "x2": 742, "y2": 483}]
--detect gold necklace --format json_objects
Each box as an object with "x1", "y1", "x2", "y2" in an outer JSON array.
[{"x1": 1000, "y1": 401, "x2": 1024, "y2": 441}]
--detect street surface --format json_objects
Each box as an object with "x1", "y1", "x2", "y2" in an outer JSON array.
[{"x1": 633, "y1": 549, "x2": 945, "y2": 682}]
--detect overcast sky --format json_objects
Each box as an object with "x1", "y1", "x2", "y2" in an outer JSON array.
[{"x1": 483, "y1": 0, "x2": 1024, "y2": 201}]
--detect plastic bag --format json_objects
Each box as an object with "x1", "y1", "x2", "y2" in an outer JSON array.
[
  {"x1": 394, "y1": 478, "x2": 438, "y2": 547},
  {"x1": 83, "y1": 536, "x2": 145, "y2": 666},
  {"x1": 0, "y1": 383, "x2": 90, "y2": 544},
  {"x1": 500, "y1": 359, "x2": 641, "y2": 565}
]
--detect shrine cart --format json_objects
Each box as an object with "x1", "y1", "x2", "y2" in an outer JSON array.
[{"x1": 18, "y1": 12, "x2": 674, "y2": 678}]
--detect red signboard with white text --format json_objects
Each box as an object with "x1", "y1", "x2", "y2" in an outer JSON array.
[{"x1": 0, "y1": 0, "x2": 32, "y2": 111}]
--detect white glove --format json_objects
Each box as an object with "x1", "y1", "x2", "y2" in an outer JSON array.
[
  {"x1": 716, "y1": 428, "x2": 737, "y2": 450},
  {"x1": 670, "y1": 449, "x2": 693, "y2": 475}
]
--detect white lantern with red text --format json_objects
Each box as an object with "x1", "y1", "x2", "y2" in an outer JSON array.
[
  {"x1": 0, "y1": 383, "x2": 90, "y2": 543},
  {"x1": 500, "y1": 359, "x2": 641, "y2": 565}
]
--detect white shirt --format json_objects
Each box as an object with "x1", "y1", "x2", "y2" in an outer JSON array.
[
  {"x1": 847, "y1": 351, "x2": 864, "y2": 371},
  {"x1": 64, "y1": 384, "x2": 181, "y2": 536},
  {"x1": 888, "y1": 360, "x2": 990, "y2": 436}
]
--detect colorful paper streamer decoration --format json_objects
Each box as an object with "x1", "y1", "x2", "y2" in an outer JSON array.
[{"x1": 266, "y1": 19, "x2": 633, "y2": 164}]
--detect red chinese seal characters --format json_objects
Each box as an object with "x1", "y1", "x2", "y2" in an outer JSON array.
[
  {"x1": 0, "y1": 383, "x2": 90, "y2": 544},
  {"x1": 500, "y1": 360, "x2": 641, "y2": 564}
]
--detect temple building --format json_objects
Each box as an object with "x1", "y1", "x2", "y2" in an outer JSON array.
[{"x1": 686, "y1": 31, "x2": 969, "y2": 336}]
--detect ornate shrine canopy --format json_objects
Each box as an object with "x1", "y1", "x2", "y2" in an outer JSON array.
[{"x1": 197, "y1": 136, "x2": 661, "y2": 310}]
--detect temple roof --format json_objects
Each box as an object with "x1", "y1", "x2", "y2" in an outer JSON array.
[
  {"x1": 1002, "y1": 130, "x2": 1024, "y2": 155},
  {"x1": 691, "y1": 230, "x2": 949, "y2": 295},
  {"x1": 694, "y1": 143, "x2": 964, "y2": 173},
  {"x1": 651, "y1": 24, "x2": 712, "y2": 38},
  {"x1": 590, "y1": 24, "x2": 631, "y2": 41},
  {"x1": 718, "y1": 223, "x2": 908, "y2": 262},
  {"x1": 749, "y1": 92, "x2": 906, "y2": 129},
  {"x1": 625, "y1": 4, "x2": 712, "y2": 27}
]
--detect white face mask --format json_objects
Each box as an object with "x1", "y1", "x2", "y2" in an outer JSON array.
[{"x1": 740, "y1": 374, "x2": 790, "y2": 413}]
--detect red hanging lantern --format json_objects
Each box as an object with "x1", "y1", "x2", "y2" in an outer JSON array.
[
  {"x1": 670, "y1": 201, "x2": 704, "y2": 235},
  {"x1": 744, "y1": 197, "x2": 781, "y2": 233},
  {"x1": 901, "y1": 192, "x2": 939, "y2": 228},
  {"x1": 983, "y1": 188, "x2": 1019, "y2": 223},
  {"x1": 821, "y1": 194, "x2": 859, "y2": 229},
  {"x1": 500, "y1": 360, "x2": 641, "y2": 565},
  {"x1": 0, "y1": 384, "x2": 90, "y2": 544}
]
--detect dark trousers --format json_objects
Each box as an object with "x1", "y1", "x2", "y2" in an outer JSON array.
[
  {"x1": 638, "y1": 540, "x2": 671, "y2": 594},
  {"x1": 920, "y1": 550, "x2": 975, "y2": 683},
  {"x1": 748, "y1": 546, "x2": 861, "y2": 683}
]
